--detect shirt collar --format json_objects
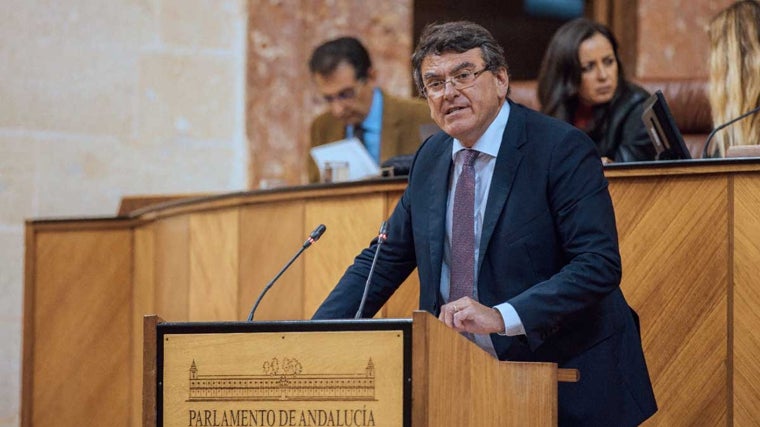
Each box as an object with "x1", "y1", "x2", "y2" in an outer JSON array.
[
  {"x1": 451, "y1": 101, "x2": 511, "y2": 160},
  {"x1": 361, "y1": 88, "x2": 383, "y2": 132}
]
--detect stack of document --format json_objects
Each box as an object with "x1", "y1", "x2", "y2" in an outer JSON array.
[{"x1": 310, "y1": 138, "x2": 381, "y2": 182}]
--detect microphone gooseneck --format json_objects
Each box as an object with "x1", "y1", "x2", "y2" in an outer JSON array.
[
  {"x1": 355, "y1": 221, "x2": 388, "y2": 319},
  {"x1": 247, "y1": 224, "x2": 326, "y2": 321},
  {"x1": 701, "y1": 105, "x2": 760, "y2": 158}
]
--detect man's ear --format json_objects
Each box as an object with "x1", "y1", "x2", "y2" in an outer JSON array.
[{"x1": 495, "y1": 67, "x2": 510, "y2": 99}]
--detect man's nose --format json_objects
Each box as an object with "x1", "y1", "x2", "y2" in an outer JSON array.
[
  {"x1": 442, "y1": 79, "x2": 459, "y2": 98},
  {"x1": 330, "y1": 101, "x2": 347, "y2": 117}
]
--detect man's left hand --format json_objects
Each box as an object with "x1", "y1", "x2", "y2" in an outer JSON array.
[{"x1": 438, "y1": 296, "x2": 505, "y2": 334}]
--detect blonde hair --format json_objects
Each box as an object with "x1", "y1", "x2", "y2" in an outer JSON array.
[{"x1": 708, "y1": 0, "x2": 760, "y2": 157}]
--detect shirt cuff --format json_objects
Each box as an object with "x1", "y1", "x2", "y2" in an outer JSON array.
[{"x1": 494, "y1": 302, "x2": 526, "y2": 336}]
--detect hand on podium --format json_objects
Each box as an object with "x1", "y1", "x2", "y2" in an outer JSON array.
[{"x1": 439, "y1": 296, "x2": 506, "y2": 335}]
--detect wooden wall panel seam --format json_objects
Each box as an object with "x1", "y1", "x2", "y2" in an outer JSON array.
[
  {"x1": 21, "y1": 226, "x2": 36, "y2": 427},
  {"x1": 727, "y1": 174, "x2": 735, "y2": 426}
]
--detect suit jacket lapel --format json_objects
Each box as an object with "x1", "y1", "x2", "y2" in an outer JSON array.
[{"x1": 478, "y1": 102, "x2": 526, "y2": 270}]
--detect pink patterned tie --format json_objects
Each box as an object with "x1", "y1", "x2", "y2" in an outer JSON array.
[{"x1": 450, "y1": 149, "x2": 479, "y2": 302}]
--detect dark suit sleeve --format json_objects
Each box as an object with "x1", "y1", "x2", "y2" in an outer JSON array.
[{"x1": 508, "y1": 128, "x2": 622, "y2": 351}]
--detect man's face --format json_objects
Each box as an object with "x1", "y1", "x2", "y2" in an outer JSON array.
[
  {"x1": 420, "y1": 48, "x2": 509, "y2": 148},
  {"x1": 313, "y1": 62, "x2": 375, "y2": 126}
]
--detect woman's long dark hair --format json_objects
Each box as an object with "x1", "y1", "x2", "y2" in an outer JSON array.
[{"x1": 537, "y1": 18, "x2": 626, "y2": 122}]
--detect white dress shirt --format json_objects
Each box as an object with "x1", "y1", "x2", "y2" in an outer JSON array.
[{"x1": 440, "y1": 101, "x2": 526, "y2": 357}]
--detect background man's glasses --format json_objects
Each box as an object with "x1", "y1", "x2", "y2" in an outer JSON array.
[
  {"x1": 423, "y1": 67, "x2": 490, "y2": 98},
  {"x1": 322, "y1": 79, "x2": 367, "y2": 104}
]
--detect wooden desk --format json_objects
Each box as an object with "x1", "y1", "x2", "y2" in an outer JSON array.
[{"x1": 22, "y1": 159, "x2": 760, "y2": 426}]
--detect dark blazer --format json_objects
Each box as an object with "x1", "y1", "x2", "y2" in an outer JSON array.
[
  {"x1": 589, "y1": 81, "x2": 656, "y2": 162},
  {"x1": 313, "y1": 102, "x2": 657, "y2": 426},
  {"x1": 308, "y1": 90, "x2": 435, "y2": 182}
]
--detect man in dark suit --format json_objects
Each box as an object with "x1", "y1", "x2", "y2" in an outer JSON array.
[
  {"x1": 313, "y1": 21, "x2": 657, "y2": 426},
  {"x1": 307, "y1": 36, "x2": 435, "y2": 182}
]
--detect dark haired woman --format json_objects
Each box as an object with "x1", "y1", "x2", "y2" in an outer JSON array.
[{"x1": 537, "y1": 18, "x2": 655, "y2": 163}]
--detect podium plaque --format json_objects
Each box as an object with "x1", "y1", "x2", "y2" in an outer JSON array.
[{"x1": 156, "y1": 320, "x2": 412, "y2": 427}]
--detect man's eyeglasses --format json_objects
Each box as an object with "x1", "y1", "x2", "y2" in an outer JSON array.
[
  {"x1": 422, "y1": 67, "x2": 490, "y2": 98},
  {"x1": 322, "y1": 79, "x2": 366, "y2": 104}
]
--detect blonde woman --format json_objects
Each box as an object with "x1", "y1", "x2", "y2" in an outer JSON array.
[{"x1": 707, "y1": 0, "x2": 760, "y2": 157}]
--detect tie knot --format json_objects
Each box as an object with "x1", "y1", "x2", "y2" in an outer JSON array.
[{"x1": 460, "y1": 149, "x2": 479, "y2": 166}]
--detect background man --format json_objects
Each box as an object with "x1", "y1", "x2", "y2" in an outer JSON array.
[
  {"x1": 307, "y1": 36, "x2": 435, "y2": 182},
  {"x1": 313, "y1": 22, "x2": 657, "y2": 425}
]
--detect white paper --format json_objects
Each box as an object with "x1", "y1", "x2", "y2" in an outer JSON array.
[{"x1": 310, "y1": 138, "x2": 381, "y2": 181}]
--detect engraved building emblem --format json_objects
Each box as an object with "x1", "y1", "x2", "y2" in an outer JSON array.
[{"x1": 188, "y1": 357, "x2": 376, "y2": 402}]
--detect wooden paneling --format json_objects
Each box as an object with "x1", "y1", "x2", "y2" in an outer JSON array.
[
  {"x1": 303, "y1": 194, "x2": 386, "y2": 317},
  {"x1": 383, "y1": 191, "x2": 420, "y2": 318},
  {"x1": 188, "y1": 210, "x2": 240, "y2": 321},
  {"x1": 412, "y1": 311, "x2": 558, "y2": 426},
  {"x1": 732, "y1": 174, "x2": 760, "y2": 425},
  {"x1": 611, "y1": 175, "x2": 729, "y2": 426},
  {"x1": 31, "y1": 229, "x2": 132, "y2": 426},
  {"x1": 238, "y1": 201, "x2": 305, "y2": 320},
  {"x1": 154, "y1": 216, "x2": 190, "y2": 320}
]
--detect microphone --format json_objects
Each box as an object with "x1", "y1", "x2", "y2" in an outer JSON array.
[
  {"x1": 355, "y1": 221, "x2": 388, "y2": 319},
  {"x1": 702, "y1": 105, "x2": 760, "y2": 158},
  {"x1": 247, "y1": 224, "x2": 326, "y2": 321}
]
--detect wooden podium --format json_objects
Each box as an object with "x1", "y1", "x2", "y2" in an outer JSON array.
[{"x1": 144, "y1": 311, "x2": 577, "y2": 427}]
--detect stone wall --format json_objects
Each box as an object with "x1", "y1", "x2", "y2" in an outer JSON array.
[
  {"x1": 0, "y1": 1, "x2": 248, "y2": 425},
  {"x1": 637, "y1": 0, "x2": 734, "y2": 78}
]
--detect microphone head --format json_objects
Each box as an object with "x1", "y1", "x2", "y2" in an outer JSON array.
[
  {"x1": 310, "y1": 224, "x2": 327, "y2": 241},
  {"x1": 303, "y1": 224, "x2": 327, "y2": 248},
  {"x1": 250, "y1": 223, "x2": 326, "y2": 321}
]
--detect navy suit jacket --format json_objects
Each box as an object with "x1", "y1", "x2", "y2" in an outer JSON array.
[{"x1": 313, "y1": 102, "x2": 657, "y2": 426}]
